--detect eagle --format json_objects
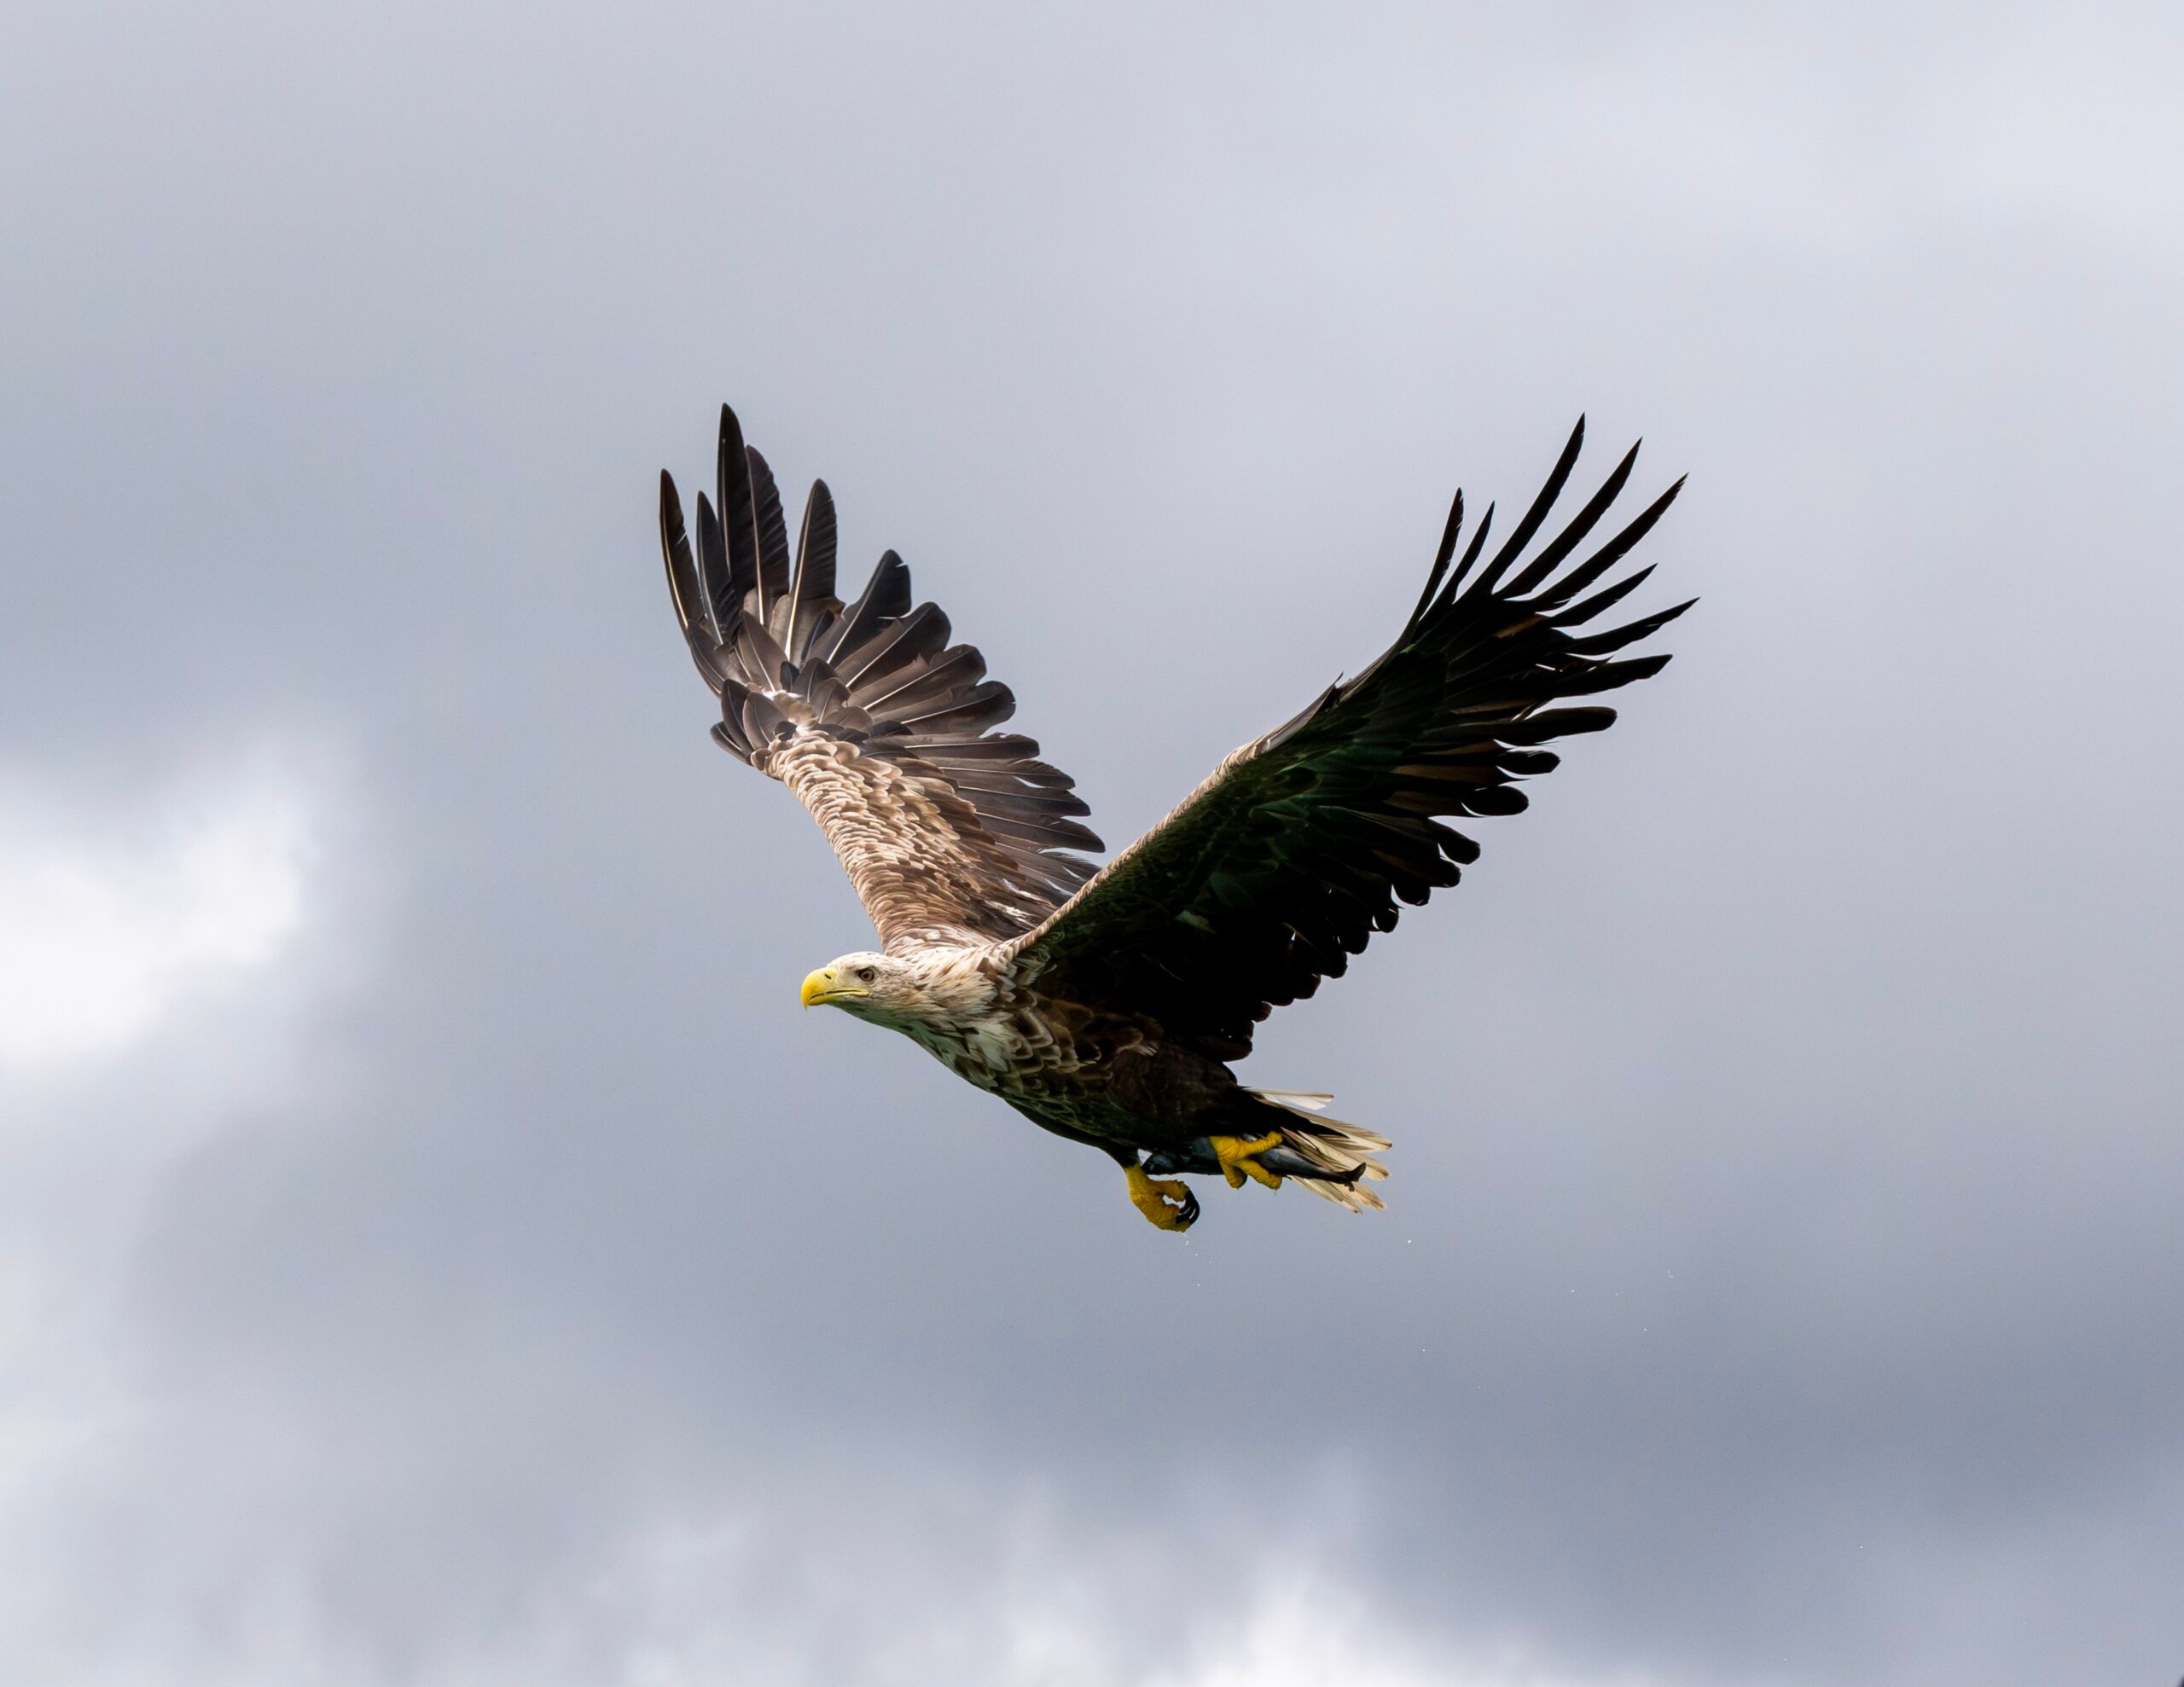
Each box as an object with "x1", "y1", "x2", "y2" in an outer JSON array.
[{"x1": 655, "y1": 405, "x2": 1688, "y2": 1232}]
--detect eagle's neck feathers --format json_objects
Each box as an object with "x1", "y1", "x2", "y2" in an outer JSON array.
[{"x1": 847, "y1": 946, "x2": 1022, "y2": 1075}]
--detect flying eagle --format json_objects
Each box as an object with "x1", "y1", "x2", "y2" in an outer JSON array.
[{"x1": 656, "y1": 406, "x2": 1688, "y2": 1232}]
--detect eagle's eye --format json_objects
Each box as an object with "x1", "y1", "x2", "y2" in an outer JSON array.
[{"x1": 855, "y1": 965, "x2": 878, "y2": 983}]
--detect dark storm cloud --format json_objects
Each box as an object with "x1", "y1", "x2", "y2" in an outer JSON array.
[{"x1": 2, "y1": 4, "x2": 2180, "y2": 1683}]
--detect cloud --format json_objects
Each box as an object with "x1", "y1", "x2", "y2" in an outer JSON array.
[
  {"x1": 0, "y1": 772, "x2": 309, "y2": 1072},
  {"x1": 2, "y1": 1469, "x2": 1660, "y2": 1687},
  {"x1": 0, "y1": 4, "x2": 2179, "y2": 1684},
  {"x1": 531, "y1": 1517, "x2": 1668, "y2": 1687},
  {"x1": 0, "y1": 748, "x2": 339, "y2": 1687}
]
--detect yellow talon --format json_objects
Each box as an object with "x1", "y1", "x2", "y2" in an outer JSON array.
[
  {"x1": 1126, "y1": 1163, "x2": 1198, "y2": 1232},
  {"x1": 1210, "y1": 1132, "x2": 1286, "y2": 1190}
]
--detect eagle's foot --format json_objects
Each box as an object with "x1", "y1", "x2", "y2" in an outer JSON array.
[
  {"x1": 1126, "y1": 1163, "x2": 1199, "y2": 1232},
  {"x1": 1209, "y1": 1131, "x2": 1286, "y2": 1190}
]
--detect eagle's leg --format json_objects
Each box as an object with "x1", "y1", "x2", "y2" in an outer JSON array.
[
  {"x1": 1209, "y1": 1132, "x2": 1286, "y2": 1191},
  {"x1": 1124, "y1": 1162, "x2": 1199, "y2": 1232}
]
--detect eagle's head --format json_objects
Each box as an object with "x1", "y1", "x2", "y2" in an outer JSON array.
[{"x1": 800, "y1": 952, "x2": 932, "y2": 1024}]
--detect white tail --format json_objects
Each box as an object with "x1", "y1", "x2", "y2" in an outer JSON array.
[{"x1": 1247, "y1": 1088, "x2": 1391, "y2": 1212}]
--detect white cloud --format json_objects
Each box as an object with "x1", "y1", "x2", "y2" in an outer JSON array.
[
  {"x1": 1141, "y1": 1588, "x2": 1658, "y2": 1687},
  {"x1": 0, "y1": 754, "x2": 334, "y2": 1684},
  {"x1": 375, "y1": 1505, "x2": 1668, "y2": 1687},
  {"x1": 0, "y1": 773, "x2": 310, "y2": 1071}
]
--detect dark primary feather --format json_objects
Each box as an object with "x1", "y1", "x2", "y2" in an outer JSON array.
[
  {"x1": 659, "y1": 405, "x2": 1101, "y2": 940},
  {"x1": 1011, "y1": 419, "x2": 1691, "y2": 1060},
  {"x1": 784, "y1": 478, "x2": 836, "y2": 656},
  {"x1": 746, "y1": 442, "x2": 792, "y2": 617},
  {"x1": 712, "y1": 405, "x2": 760, "y2": 629}
]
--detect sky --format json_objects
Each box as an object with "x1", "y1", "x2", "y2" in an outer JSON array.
[{"x1": 2, "y1": 3, "x2": 2181, "y2": 1683}]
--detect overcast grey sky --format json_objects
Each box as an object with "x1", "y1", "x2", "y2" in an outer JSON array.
[{"x1": 3, "y1": 4, "x2": 2181, "y2": 1684}]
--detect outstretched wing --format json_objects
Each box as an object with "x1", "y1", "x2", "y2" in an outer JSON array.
[
  {"x1": 1009, "y1": 420, "x2": 1690, "y2": 1059},
  {"x1": 658, "y1": 405, "x2": 1101, "y2": 951}
]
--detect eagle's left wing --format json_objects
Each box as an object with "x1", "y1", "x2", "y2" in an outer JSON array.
[
  {"x1": 1008, "y1": 420, "x2": 1690, "y2": 1059},
  {"x1": 659, "y1": 406, "x2": 1101, "y2": 951}
]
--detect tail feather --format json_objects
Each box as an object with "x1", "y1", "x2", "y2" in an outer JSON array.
[{"x1": 1246, "y1": 1087, "x2": 1390, "y2": 1212}]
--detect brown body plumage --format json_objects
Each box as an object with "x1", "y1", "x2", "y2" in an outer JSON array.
[{"x1": 656, "y1": 405, "x2": 1689, "y2": 1231}]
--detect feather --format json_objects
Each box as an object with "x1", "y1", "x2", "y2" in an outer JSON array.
[
  {"x1": 741, "y1": 689, "x2": 793, "y2": 747},
  {"x1": 837, "y1": 601, "x2": 951, "y2": 690},
  {"x1": 745, "y1": 444, "x2": 792, "y2": 625},
  {"x1": 971, "y1": 810, "x2": 1102, "y2": 852},
  {"x1": 1406, "y1": 489, "x2": 1464, "y2": 629},
  {"x1": 944, "y1": 780, "x2": 1092, "y2": 816},
  {"x1": 658, "y1": 471, "x2": 723, "y2": 659},
  {"x1": 785, "y1": 478, "x2": 837, "y2": 659},
  {"x1": 1549, "y1": 564, "x2": 1656, "y2": 629},
  {"x1": 694, "y1": 490, "x2": 739, "y2": 639},
  {"x1": 897, "y1": 681, "x2": 1019, "y2": 736},
  {"x1": 1501, "y1": 439, "x2": 1640, "y2": 600},
  {"x1": 1562, "y1": 599, "x2": 1696, "y2": 656},
  {"x1": 1467, "y1": 417, "x2": 1584, "y2": 600},
  {"x1": 820, "y1": 550, "x2": 912, "y2": 666},
  {"x1": 858, "y1": 645, "x2": 988, "y2": 716},
  {"x1": 715, "y1": 406, "x2": 759, "y2": 618},
  {"x1": 1437, "y1": 500, "x2": 1496, "y2": 606},
  {"x1": 740, "y1": 617, "x2": 795, "y2": 690},
  {"x1": 903, "y1": 733, "x2": 1051, "y2": 762},
  {"x1": 1532, "y1": 477, "x2": 1686, "y2": 613}
]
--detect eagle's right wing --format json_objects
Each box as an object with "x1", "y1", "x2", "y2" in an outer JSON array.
[
  {"x1": 658, "y1": 406, "x2": 1101, "y2": 952},
  {"x1": 1008, "y1": 420, "x2": 1690, "y2": 1059}
]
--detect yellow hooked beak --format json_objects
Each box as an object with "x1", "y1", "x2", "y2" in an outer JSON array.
[{"x1": 800, "y1": 968, "x2": 862, "y2": 1008}]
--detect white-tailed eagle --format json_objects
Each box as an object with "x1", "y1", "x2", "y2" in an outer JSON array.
[{"x1": 656, "y1": 406, "x2": 1687, "y2": 1231}]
